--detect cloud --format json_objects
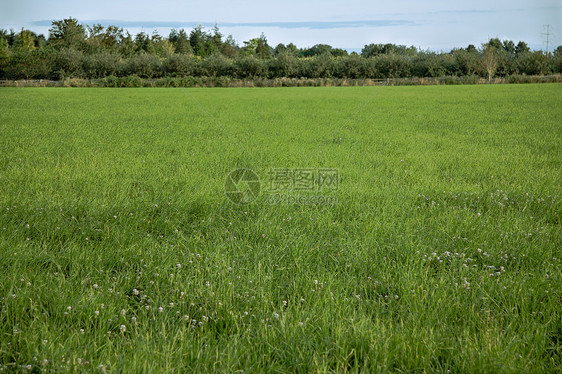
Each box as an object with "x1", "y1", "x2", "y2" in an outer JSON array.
[{"x1": 31, "y1": 19, "x2": 418, "y2": 30}]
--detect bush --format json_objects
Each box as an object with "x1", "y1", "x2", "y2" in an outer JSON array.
[
  {"x1": 299, "y1": 54, "x2": 335, "y2": 78},
  {"x1": 374, "y1": 54, "x2": 412, "y2": 78},
  {"x1": 333, "y1": 55, "x2": 365, "y2": 79},
  {"x1": 103, "y1": 75, "x2": 120, "y2": 87},
  {"x1": 120, "y1": 75, "x2": 144, "y2": 87},
  {"x1": 125, "y1": 53, "x2": 161, "y2": 78},
  {"x1": 5, "y1": 49, "x2": 53, "y2": 79},
  {"x1": 267, "y1": 53, "x2": 298, "y2": 78},
  {"x1": 82, "y1": 52, "x2": 122, "y2": 78},
  {"x1": 514, "y1": 52, "x2": 550, "y2": 75},
  {"x1": 198, "y1": 54, "x2": 234, "y2": 77},
  {"x1": 235, "y1": 56, "x2": 266, "y2": 79},
  {"x1": 162, "y1": 54, "x2": 195, "y2": 76},
  {"x1": 51, "y1": 48, "x2": 84, "y2": 79}
]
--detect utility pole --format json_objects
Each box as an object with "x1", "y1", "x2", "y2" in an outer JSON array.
[{"x1": 542, "y1": 25, "x2": 551, "y2": 54}]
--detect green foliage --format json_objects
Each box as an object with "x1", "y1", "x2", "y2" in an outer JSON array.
[
  {"x1": 4, "y1": 49, "x2": 52, "y2": 79},
  {"x1": 242, "y1": 34, "x2": 271, "y2": 59},
  {"x1": 168, "y1": 29, "x2": 192, "y2": 55},
  {"x1": 362, "y1": 43, "x2": 417, "y2": 57},
  {"x1": 452, "y1": 48, "x2": 482, "y2": 76},
  {"x1": 300, "y1": 54, "x2": 336, "y2": 78},
  {"x1": 125, "y1": 53, "x2": 161, "y2": 78},
  {"x1": 85, "y1": 24, "x2": 124, "y2": 54},
  {"x1": 267, "y1": 53, "x2": 298, "y2": 78},
  {"x1": 1, "y1": 20, "x2": 560, "y2": 82},
  {"x1": 13, "y1": 29, "x2": 36, "y2": 52},
  {"x1": 235, "y1": 55, "x2": 266, "y2": 78},
  {"x1": 189, "y1": 25, "x2": 219, "y2": 57},
  {"x1": 162, "y1": 54, "x2": 196, "y2": 77},
  {"x1": 51, "y1": 48, "x2": 84, "y2": 79},
  {"x1": 82, "y1": 52, "x2": 122, "y2": 78},
  {"x1": 553, "y1": 46, "x2": 562, "y2": 73},
  {"x1": 48, "y1": 18, "x2": 86, "y2": 50},
  {"x1": 374, "y1": 53, "x2": 412, "y2": 78},
  {"x1": 514, "y1": 51, "x2": 550, "y2": 75},
  {"x1": 198, "y1": 54, "x2": 234, "y2": 77}
]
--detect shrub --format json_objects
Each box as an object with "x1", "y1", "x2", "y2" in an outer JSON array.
[
  {"x1": 120, "y1": 75, "x2": 143, "y2": 87},
  {"x1": 514, "y1": 52, "x2": 550, "y2": 75},
  {"x1": 162, "y1": 54, "x2": 195, "y2": 77},
  {"x1": 125, "y1": 53, "x2": 161, "y2": 78},
  {"x1": 235, "y1": 56, "x2": 266, "y2": 79},
  {"x1": 198, "y1": 54, "x2": 234, "y2": 77},
  {"x1": 82, "y1": 52, "x2": 122, "y2": 78},
  {"x1": 267, "y1": 53, "x2": 298, "y2": 78},
  {"x1": 51, "y1": 48, "x2": 84, "y2": 79}
]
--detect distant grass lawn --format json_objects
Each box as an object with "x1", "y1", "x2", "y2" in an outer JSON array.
[{"x1": 0, "y1": 85, "x2": 561, "y2": 372}]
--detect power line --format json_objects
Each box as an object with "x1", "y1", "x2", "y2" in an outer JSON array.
[{"x1": 542, "y1": 24, "x2": 551, "y2": 54}]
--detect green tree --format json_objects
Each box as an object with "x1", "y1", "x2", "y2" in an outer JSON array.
[
  {"x1": 13, "y1": 28, "x2": 36, "y2": 52},
  {"x1": 189, "y1": 25, "x2": 216, "y2": 57},
  {"x1": 49, "y1": 18, "x2": 86, "y2": 50},
  {"x1": 515, "y1": 41, "x2": 530, "y2": 56},
  {"x1": 221, "y1": 35, "x2": 238, "y2": 58},
  {"x1": 552, "y1": 46, "x2": 562, "y2": 73},
  {"x1": 168, "y1": 29, "x2": 192, "y2": 54},
  {"x1": 0, "y1": 37, "x2": 10, "y2": 78},
  {"x1": 243, "y1": 34, "x2": 271, "y2": 59}
]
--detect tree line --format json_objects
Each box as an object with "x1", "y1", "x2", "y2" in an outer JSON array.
[{"x1": 1, "y1": 18, "x2": 561, "y2": 81}]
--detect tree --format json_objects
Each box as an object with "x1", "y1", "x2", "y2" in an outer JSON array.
[
  {"x1": 0, "y1": 37, "x2": 10, "y2": 78},
  {"x1": 221, "y1": 35, "x2": 238, "y2": 58},
  {"x1": 87, "y1": 24, "x2": 124, "y2": 52},
  {"x1": 168, "y1": 29, "x2": 192, "y2": 54},
  {"x1": 452, "y1": 48, "x2": 481, "y2": 76},
  {"x1": 49, "y1": 18, "x2": 86, "y2": 50},
  {"x1": 515, "y1": 41, "x2": 530, "y2": 56},
  {"x1": 502, "y1": 40, "x2": 516, "y2": 55},
  {"x1": 134, "y1": 32, "x2": 154, "y2": 54},
  {"x1": 189, "y1": 25, "x2": 216, "y2": 57},
  {"x1": 13, "y1": 28, "x2": 36, "y2": 52},
  {"x1": 361, "y1": 43, "x2": 385, "y2": 57},
  {"x1": 486, "y1": 38, "x2": 503, "y2": 50},
  {"x1": 119, "y1": 32, "x2": 136, "y2": 58},
  {"x1": 301, "y1": 44, "x2": 332, "y2": 57},
  {"x1": 553, "y1": 46, "x2": 562, "y2": 73},
  {"x1": 482, "y1": 47, "x2": 498, "y2": 82}
]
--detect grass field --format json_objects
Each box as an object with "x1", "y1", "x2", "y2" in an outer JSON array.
[{"x1": 0, "y1": 84, "x2": 561, "y2": 372}]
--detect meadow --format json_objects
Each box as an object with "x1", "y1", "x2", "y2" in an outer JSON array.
[{"x1": 0, "y1": 84, "x2": 561, "y2": 372}]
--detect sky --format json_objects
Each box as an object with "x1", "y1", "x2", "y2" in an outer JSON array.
[{"x1": 1, "y1": 0, "x2": 561, "y2": 52}]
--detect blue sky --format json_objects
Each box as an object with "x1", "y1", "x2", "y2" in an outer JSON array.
[{"x1": 1, "y1": 0, "x2": 561, "y2": 51}]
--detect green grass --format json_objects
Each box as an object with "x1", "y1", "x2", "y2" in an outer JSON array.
[{"x1": 0, "y1": 84, "x2": 561, "y2": 372}]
